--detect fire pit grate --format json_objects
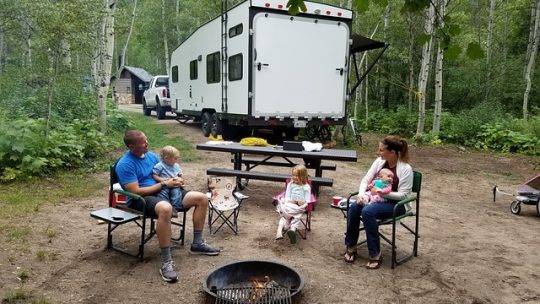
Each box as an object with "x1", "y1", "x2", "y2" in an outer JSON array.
[{"x1": 215, "y1": 286, "x2": 292, "y2": 304}]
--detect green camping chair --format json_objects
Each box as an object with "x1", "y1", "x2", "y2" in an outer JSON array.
[
  {"x1": 90, "y1": 161, "x2": 187, "y2": 261},
  {"x1": 345, "y1": 171, "x2": 422, "y2": 269}
]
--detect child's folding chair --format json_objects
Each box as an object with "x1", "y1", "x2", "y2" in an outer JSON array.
[
  {"x1": 207, "y1": 177, "x2": 248, "y2": 235},
  {"x1": 272, "y1": 179, "x2": 317, "y2": 239}
]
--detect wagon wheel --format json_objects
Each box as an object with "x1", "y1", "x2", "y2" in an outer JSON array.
[
  {"x1": 510, "y1": 200, "x2": 521, "y2": 215},
  {"x1": 318, "y1": 125, "x2": 332, "y2": 143}
]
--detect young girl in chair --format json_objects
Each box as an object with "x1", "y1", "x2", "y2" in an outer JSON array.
[{"x1": 275, "y1": 165, "x2": 311, "y2": 244}]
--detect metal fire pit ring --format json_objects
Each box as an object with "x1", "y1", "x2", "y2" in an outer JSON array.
[{"x1": 203, "y1": 260, "x2": 304, "y2": 304}]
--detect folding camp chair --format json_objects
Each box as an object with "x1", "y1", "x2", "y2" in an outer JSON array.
[
  {"x1": 341, "y1": 171, "x2": 422, "y2": 269},
  {"x1": 207, "y1": 177, "x2": 248, "y2": 235},
  {"x1": 90, "y1": 161, "x2": 187, "y2": 261},
  {"x1": 272, "y1": 179, "x2": 317, "y2": 239}
]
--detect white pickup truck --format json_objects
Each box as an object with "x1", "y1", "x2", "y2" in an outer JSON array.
[{"x1": 142, "y1": 75, "x2": 171, "y2": 119}]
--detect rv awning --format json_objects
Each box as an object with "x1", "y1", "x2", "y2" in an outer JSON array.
[{"x1": 350, "y1": 34, "x2": 386, "y2": 53}]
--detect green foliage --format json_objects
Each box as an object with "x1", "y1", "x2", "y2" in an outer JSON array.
[
  {"x1": 476, "y1": 119, "x2": 539, "y2": 155},
  {"x1": 466, "y1": 42, "x2": 485, "y2": 60},
  {"x1": 362, "y1": 106, "x2": 418, "y2": 137},
  {"x1": 0, "y1": 118, "x2": 114, "y2": 181},
  {"x1": 287, "y1": 0, "x2": 307, "y2": 15},
  {"x1": 358, "y1": 103, "x2": 538, "y2": 155}
]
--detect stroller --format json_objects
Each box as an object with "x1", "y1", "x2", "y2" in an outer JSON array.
[{"x1": 493, "y1": 174, "x2": 540, "y2": 216}]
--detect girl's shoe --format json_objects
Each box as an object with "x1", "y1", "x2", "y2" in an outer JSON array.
[{"x1": 286, "y1": 229, "x2": 297, "y2": 244}]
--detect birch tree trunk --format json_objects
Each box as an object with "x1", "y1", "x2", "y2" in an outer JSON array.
[
  {"x1": 120, "y1": 0, "x2": 137, "y2": 69},
  {"x1": 364, "y1": 58, "x2": 369, "y2": 124},
  {"x1": 97, "y1": 0, "x2": 117, "y2": 132},
  {"x1": 485, "y1": 0, "x2": 496, "y2": 102},
  {"x1": 407, "y1": 14, "x2": 415, "y2": 111},
  {"x1": 46, "y1": 52, "x2": 58, "y2": 137},
  {"x1": 22, "y1": 17, "x2": 32, "y2": 68},
  {"x1": 381, "y1": 4, "x2": 391, "y2": 107},
  {"x1": 60, "y1": 38, "x2": 72, "y2": 69},
  {"x1": 523, "y1": 0, "x2": 540, "y2": 120},
  {"x1": 161, "y1": 0, "x2": 170, "y2": 74},
  {"x1": 415, "y1": 2, "x2": 436, "y2": 138},
  {"x1": 432, "y1": 0, "x2": 446, "y2": 134},
  {"x1": 176, "y1": 0, "x2": 182, "y2": 44},
  {"x1": 524, "y1": 0, "x2": 537, "y2": 78},
  {"x1": 0, "y1": 27, "x2": 4, "y2": 76}
]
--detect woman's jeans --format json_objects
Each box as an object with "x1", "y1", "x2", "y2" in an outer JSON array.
[{"x1": 345, "y1": 201, "x2": 406, "y2": 257}]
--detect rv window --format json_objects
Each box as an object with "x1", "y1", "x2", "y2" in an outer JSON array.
[
  {"x1": 229, "y1": 24, "x2": 243, "y2": 38},
  {"x1": 229, "y1": 53, "x2": 243, "y2": 81},
  {"x1": 206, "y1": 52, "x2": 220, "y2": 84},
  {"x1": 172, "y1": 66, "x2": 179, "y2": 83},
  {"x1": 190, "y1": 60, "x2": 198, "y2": 80}
]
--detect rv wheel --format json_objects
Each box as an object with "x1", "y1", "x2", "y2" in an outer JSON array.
[
  {"x1": 201, "y1": 112, "x2": 212, "y2": 137},
  {"x1": 210, "y1": 113, "x2": 223, "y2": 137},
  {"x1": 510, "y1": 200, "x2": 521, "y2": 215},
  {"x1": 142, "y1": 100, "x2": 151, "y2": 116}
]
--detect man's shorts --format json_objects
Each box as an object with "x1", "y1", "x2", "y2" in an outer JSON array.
[{"x1": 128, "y1": 188, "x2": 191, "y2": 218}]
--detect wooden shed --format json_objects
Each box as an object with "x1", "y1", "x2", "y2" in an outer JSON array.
[{"x1": 112, "y1": 66, "x2": 153, "y2": 104}]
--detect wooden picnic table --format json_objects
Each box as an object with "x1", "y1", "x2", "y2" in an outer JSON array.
[{"x1": 196, "y1": 142, "x2": 358, "y2": 195}]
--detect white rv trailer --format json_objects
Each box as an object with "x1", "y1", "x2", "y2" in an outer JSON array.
[{"x1": 170, "y1": 0, "x2": 377, "y2": 139}]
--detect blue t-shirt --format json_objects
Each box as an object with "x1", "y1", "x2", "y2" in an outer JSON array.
[
  {"x1": 116, "y1": 151, "x2": 159, "y2": 189},
  {"x1": 153, "y1": 162, "x2": 182, "y2": 179}
]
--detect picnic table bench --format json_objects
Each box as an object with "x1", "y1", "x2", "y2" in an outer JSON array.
[
  {"x1": 206, "y1": 167, "x2": 334, "y2": 187},
  {"x1": 197, "y1": 142, "x2": 357, "y2": 195}
]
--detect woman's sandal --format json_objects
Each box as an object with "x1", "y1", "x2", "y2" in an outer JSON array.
[
  {"x1": 344, "y1": 248, "x2": 357, "y2": 263},
  {"x1": 365, "y1": 256, "x2": 383, "y2": 269}
]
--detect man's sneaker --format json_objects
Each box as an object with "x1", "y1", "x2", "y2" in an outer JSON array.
[
  {"x1": 190, "y1": 242, "x2": 221, "y2": 256},
  {"x1": 286, "y1": 229, "x2": 297, "y2": 244},
  {"x1": 159, "y1": 261, "x2": 178, "y2": 283}
]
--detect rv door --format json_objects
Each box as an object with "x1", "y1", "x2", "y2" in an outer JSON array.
[{"x1": 252, "y1": 13, "x2": 349, "y2": 119}]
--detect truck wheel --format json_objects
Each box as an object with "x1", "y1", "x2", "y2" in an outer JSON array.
[
  {"x1": 142, "y1": 100, "x2": 151, "y2": 116},
  {"x1": 156, "y1": 99, "x2": 166, "y2": 119},
  {"x1": 210, "y1": 113, "x2": 223, "y2": 137},
  {"x1": 201, "y1": 112, "x2": 212, "y2": 137}
]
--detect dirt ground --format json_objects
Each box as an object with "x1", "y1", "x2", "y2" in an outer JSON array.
[{"x1": 1, "y1": 109, "x2": 539, "y2": 304}]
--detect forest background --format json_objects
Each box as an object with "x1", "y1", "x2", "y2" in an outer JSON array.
[{"x1": 0, "y1": 0, "x2": 538, "y2": 182}]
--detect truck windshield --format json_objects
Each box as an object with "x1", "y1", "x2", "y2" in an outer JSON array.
[{"x1": 155, "y1": 77, "x2": 169, "y2": 87}]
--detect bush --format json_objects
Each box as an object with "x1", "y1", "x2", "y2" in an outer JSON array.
[
  {"x1": 476, "y1": 119, "x2": 539, "y2": 155},
  {"x1": 360, "y1": 106, "x2": 417, "y2": 137},
  {"x1": 0, "y1": 118, "x2": 113, "y2": 181}
]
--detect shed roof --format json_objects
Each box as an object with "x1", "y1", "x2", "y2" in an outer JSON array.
[{"x1": 120, "y1": 66, "x2": 153, "y2": 82}]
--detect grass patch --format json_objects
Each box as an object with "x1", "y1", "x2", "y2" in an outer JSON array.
[
  {"x1": 2, "y1": 288, "x2": 50, "y2": 304},
  {"x1": 43, "y1": 227, "x2": 57, "y2": 241},
  {"x1": 0, "y1": 170, "x2": 107, "y2": 221},
  {"x1": 126, "y1": 113, "x2": 197, "y2": 162},
  {"x1": 2, "y1": 288, "x2": 29, "y2": 302},
  {"x1": 17, "y1": 269, "x2": 29, "y2": 283},
  {"x1": 7, "y1": 228, "x2": 30, "y2": 243},
  {"x1": 35, "y1": 250, "x2": 46, "y2": 261}
]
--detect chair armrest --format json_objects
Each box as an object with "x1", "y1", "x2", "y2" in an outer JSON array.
[
  {"x1": 346, "y1": 192, "x2": 359, "y2": 213},
  {"x1": 233, "y1": 192, "x2": 249, "y2": 201},
  {"x1": 114, "y1": 189, "x2": 143, "y2": 201},
  {"x1": 392, "y1": 194, "x2": 417, "y2": 217}
]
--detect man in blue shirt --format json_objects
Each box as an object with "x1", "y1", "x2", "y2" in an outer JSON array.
[{"x1": 116, "y1": 130, "x2": 220, "y2": 283}]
